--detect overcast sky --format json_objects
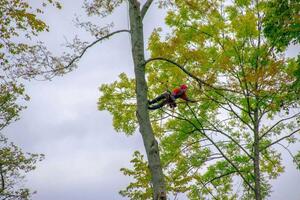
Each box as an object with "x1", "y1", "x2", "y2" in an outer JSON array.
[{"x1": 4, "y1": 1, "x2": 300, "y2": 200}]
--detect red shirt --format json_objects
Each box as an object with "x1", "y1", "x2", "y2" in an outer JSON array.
[{"x1": 172, "y1": 87, "x2": 188, "y2": 101}]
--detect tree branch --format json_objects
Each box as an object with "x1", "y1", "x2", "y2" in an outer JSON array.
[
  {"x1": 277, "y1": 142, "x2": 300, "y2": 167},
  {"x1": 144, "y1": 57, "x2": 205, "y2": 84},
  {"x1": 259, "y1": 112, "x2": 300, "y2": 140},
  {"x1": 205, "y1": 119, "x2": 254, "y2": 160},
  {"x1": 62, "y1": 29, "x2": 130, "y2": 70},
  {"x1": 183, "y1": 24, "x2": 225, "y2": 51},
  {"x1": 161, "y1": 103, "x2": 256, "y2": 190},
  {"x1": 198, "y1": 179, "x2": 219, "y2": 200},
  {"x1": 144, "y1": 57, "x2": 242, "y2": 94},
  {"x1": 184, "y1": 104, "x2": 255, "y2": 191},
  {"x1": 201, "y1": 170, "x2": 238, "y2": 190},
  {"x1": 42, "y1": 29, "x2": 130, "y2": 75},
  {"x1": 141, "y1": 0, "x2": 154, "y2": 19},
  {"x1": 226, "y1": 101, "x2": 254, "y2": 132},
  {"x1": 182, "y1": 99, "x2": 253, "y2": 159},
  {"x1": 261, "y1": 128, "x2": 300, "y2": 151},
  {"x1": 232, "y1": 45, "x2": 255, "y2": 124}
]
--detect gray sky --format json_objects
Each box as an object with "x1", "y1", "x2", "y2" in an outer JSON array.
[{"x1": 4, "y1": 1, "x2": 300, "y2": 200}]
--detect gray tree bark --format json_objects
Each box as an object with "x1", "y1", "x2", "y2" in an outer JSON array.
[
  {"x1": 128, "y1": 0, "x2": 166, "y2": 199},
  {"x1": 253, "y1": 107, "x2": 262, "y2": 200}
]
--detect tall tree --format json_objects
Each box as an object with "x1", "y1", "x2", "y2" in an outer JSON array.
[
  {"x1": 4, "y1": 0, "x2": 166, "y2": 199},
  {"x1": 0, "y1": 0, "x2": 60, "y2": 198},
  {"x1": 100, "y1": 0, "x2": 300, "y2": 199},
  {"x1": 57, "y1": 0, "x2": 167, "y2": 199},
  {"x1": 128, "y1": 1, "x2": 166, "y2": 199}
]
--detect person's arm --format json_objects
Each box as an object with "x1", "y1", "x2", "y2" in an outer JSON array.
[
  {"x1": 187, "y1": 98, "x2": 197, "y2": 103},
  {"x1": 180, "y1": 93, "x2": 197, "y2": 102}
]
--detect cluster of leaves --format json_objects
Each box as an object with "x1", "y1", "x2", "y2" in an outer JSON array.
[
  {"x1": 119, "y1": 151, "x2": 152, "y2": 199},
  {"x1": 83, "y1": 0, "x2": 124, "y2": 17},
  {"x1": 0, "y1": 0, "x2": 63, "y2": 79},
  {"x1": 263, "y1": 0, "x2": 300, "y2": 89},
  {"x1": 295, "y1": 151, "x2": 300, "y2": 170},
  {"x1": 0, "y1": 0, "x2": 63, "y2": 130},
  {"x1": 0, "y1": 0, "x2": 61, "y2": 198},
  {"x1": 0, "y1": 81, "x2": 29, "y2": 131},
  {"x1": 98, "y1": 73, "x2": 137, "y2": 134},
  {"x1": 263, "y1": 0, "x2": 300, "y2": 50},
  {"x1": 0, "y1": 134, "x2": 44, "y2": 200},
  {"x1": 98, "y1": 0, "x2": 300, "y2": 199}
]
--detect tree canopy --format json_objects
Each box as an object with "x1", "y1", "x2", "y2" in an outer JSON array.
[
  {"x1": 2, "y1": 0, "x2": 298, "y2": 199},
  {"x1": 99, "y1": 0, "x2": 300, "y2": 199}
]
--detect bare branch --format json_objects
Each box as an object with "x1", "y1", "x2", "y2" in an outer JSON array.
[
  {"x1": 42, "y1": 29, "x2": 130, "y2": 75},
  {"x1": 59, "y1": 29, "x2": 130, "y2": 71},
  {"x1": 141, "y1": 0, "x2": 154, "y2": 19}
]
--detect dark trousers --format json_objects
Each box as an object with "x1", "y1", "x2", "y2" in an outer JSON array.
[{"x1": 148, "y1": 92, "x2": 173, "y2": 110}]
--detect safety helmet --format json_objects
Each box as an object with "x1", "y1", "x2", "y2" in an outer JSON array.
[{"x1": 180, "y1": 84, "x2": 188, "y2": 90}]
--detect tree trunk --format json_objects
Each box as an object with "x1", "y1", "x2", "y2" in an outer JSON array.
[
  {"x1": 128, "y1": 1, "x2": 166, "y2": 199},
  {"x1": 0, "y1": 165, "x2": 5, "y2": 193},
  {"x1": 253, "y1": 108, "x2": 262, "y2": 200}
]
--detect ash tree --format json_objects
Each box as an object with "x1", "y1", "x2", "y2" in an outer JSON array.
[{"x1": 99, "y1": 0, "x2": 300, "y2": 199}]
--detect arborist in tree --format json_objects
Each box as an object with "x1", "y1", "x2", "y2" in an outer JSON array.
[{"x1": 148, "y1": 84, "x2": 196, "y2": 110}]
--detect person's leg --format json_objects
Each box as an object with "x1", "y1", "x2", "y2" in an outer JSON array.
[
  {"x1": 168, "y1": 101, "x2": 177, "y2": 108},
  {"x1": 148, "y1": 100, "x2": 167, "y2": 110},
  {"x1": 148, "y1": 92, "x2": 169, "y2": 105}
]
